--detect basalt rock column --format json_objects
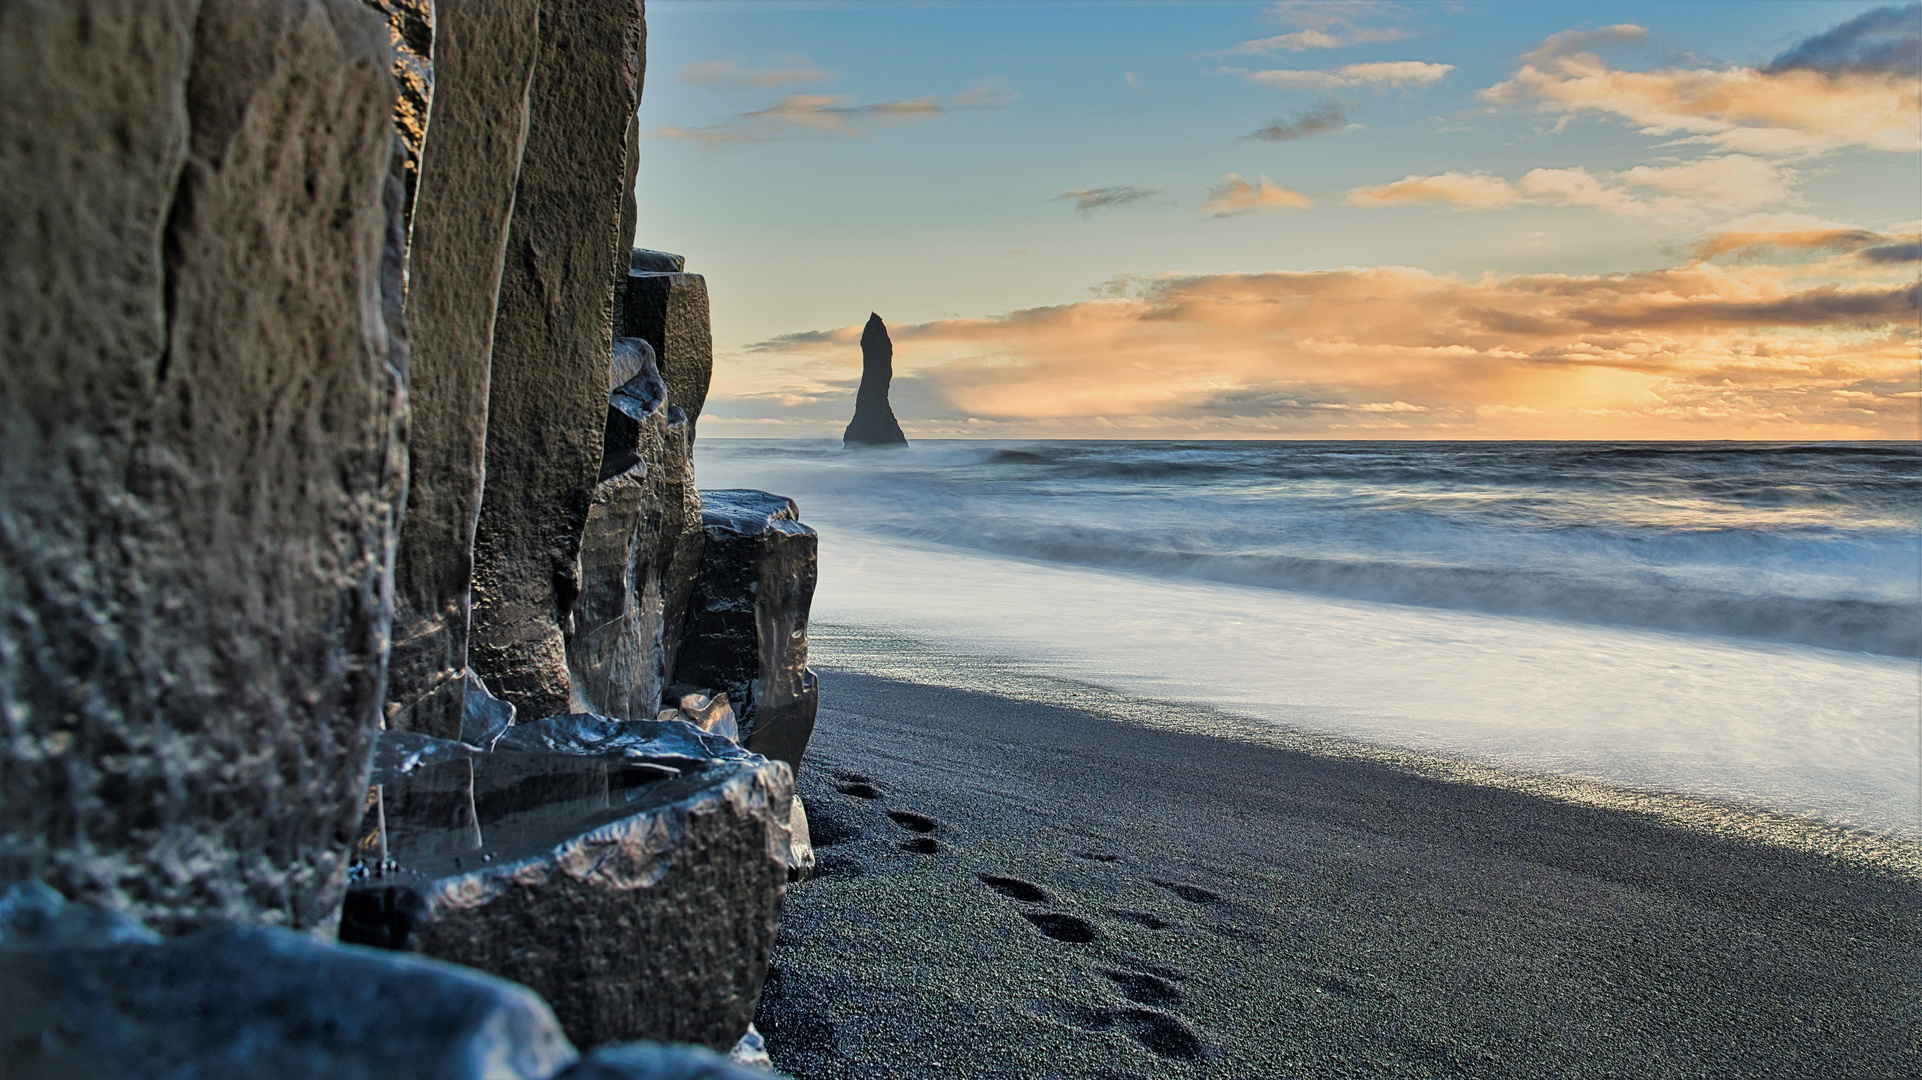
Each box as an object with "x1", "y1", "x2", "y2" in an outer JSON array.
[
  {"x1": 621, "y1": 261, "x2": 713, "y2": 435},
  {"x1": 842, "y1": 313, "x2": 907, "y2": 447},
  {"x1": 384, "y1": 0, "x2": 542, "y2": 738},
  {"x1": 567, "y1": 339, "x2": 699, "y2": 719},
  {"x1": 0, "y1": 0, "x2": 404, "y2": 933},
  {"x1": 674, "y1": 491, "x2": 820, "y2": 775},
  {"x1": 468, "y1": 0, "x2": 646, "y2": 720}
]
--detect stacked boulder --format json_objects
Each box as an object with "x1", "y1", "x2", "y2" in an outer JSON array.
[{"x1": 1, "y1": 0, "x2": 818, "y2": 1071}]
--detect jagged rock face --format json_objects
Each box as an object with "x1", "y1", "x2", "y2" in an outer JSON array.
[
  {"x1": 340, "y1": 719, "x2": 794, "y2": 1051},
  {"x1": 1, "y1": 922, "x2": 579, "y2": 1080},
  {"x1": 674, "y1": 491, "x2": 821, "y2": 775},
  {"x1": 385, "y1": 0, "x2": 541, "y2": 739},
  {"x1": 622, "y1": 268, "x2": 714, "y2": 435},
  {"x1": 0, "y1": 0, "x2": 405, "y2": 934},
  {"x1": 568, "y1": 338, "x2": 703, "y2": 720},
  {"x1": 468, "y1": 0, "x2": 647, "y2": 721},
  {"x1": 843, "y1": 313, "x2": 907, "y2": 446},
  {"x1": 356, "y1": 0, "x2": 433, "y2": 223}
]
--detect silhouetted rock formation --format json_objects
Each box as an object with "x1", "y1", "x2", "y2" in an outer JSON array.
[{"x1": 843, "y1": 313, "x2": 908, "y2": 446}]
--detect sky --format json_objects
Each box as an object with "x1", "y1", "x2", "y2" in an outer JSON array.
[{"x1": 634, "y1": 0, "x2": 1921, "y2": 440}]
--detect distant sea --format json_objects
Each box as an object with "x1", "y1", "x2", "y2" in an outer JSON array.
[{"x1": 697, "y1": 440, "x2": 1921, "y2": 842}]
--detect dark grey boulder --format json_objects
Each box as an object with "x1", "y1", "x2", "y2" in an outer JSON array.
[
  {"x1": 632, "y1": 248, "x2": 689, "y2": 273},
  {"x1": 341, "y1": 717, "x2": 794, "y2": 1050},
  {"x1": 0, "y1": 920, "x2": 578, "y2": 1080},
  {"x1": 386, "y1": 0, "x2": 542, "y2": 739},
  {"x1": 842, "y1": 313, "x2": 907, "y2": 446},
  {"x1": 621, "y1": 270, "x2": 714, "y2": 434},
  {"x1": 1, "y1": 0, "x2": 405, "y2": 934},
  {"x1": 673, "y1": 491, "x2": 820, "y2": 775},
  {"x1": 469, "y1": 0, "x2": 647, "y2": 721},
  {"x1": 560, "y1": 1041, "x2": 782, "y2": 1080}
]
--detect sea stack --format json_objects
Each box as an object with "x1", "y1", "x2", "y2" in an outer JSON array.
[{"x1": 843, "y1": 313, "x2": 908, "y2": 447}]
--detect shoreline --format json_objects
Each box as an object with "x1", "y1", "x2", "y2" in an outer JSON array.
[{"x1": 757, "y1": 659, "x2": 1922, "y2": 1079}]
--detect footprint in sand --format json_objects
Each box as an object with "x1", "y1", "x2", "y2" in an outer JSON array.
[
  {"x1": 977, "y1": 874, "x2": 1052, "y2": 904},
  {"x1": 836, "y1": 781, "x2": 881, "y2": 799},
  {"x1": 1100, "y1": 968, "x2": 1183, "y2": 1008},
  {"x1": 1048, "y1": 1002, "x2": 1206, "y2": 1062},
  {"x1": 1151, "y1": 879, "x2": 1219, "y2": 904},
  {"x1": 974, "y1": 871, "x2": 1098, "y2": 942},
  {"x1": 1108, "y1": 909, "x2": 1176, "y2": 931},
  {"x1": 1074, "y1": 851, "x2": 1121, "y2": 863},
  {"x1": 878, "y1": 808, "x2": 939, "y2": 854}
]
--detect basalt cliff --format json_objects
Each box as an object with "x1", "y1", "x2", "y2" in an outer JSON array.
[{"x1": 0, "y1": 1, "x2": 812, "y2": 1075}]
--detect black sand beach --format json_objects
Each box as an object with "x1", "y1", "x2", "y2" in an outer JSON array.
[{"x1": 756, "y1": 643, "x2": 1921, "y2": 1079}]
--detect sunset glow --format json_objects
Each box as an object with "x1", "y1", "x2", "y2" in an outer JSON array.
[{"x1": 637, "y1": 1, "x2": 1920, "y2": 439}]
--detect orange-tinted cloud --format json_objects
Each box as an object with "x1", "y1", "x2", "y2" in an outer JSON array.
[
  {"x1": 1347, "y1": 156, "x2": 1799, "y2": 216},
  {"x1": 1481, "y1": 22, "x2": 1920, "y2": 157},
  {"x1": 716, "y1": 250, "x2": 1918, "y2": 439},
  {"x1": 1202, "y1": 174, "x2": 1312, "y2": 216}
]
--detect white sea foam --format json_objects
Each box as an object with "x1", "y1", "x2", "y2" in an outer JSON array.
[{"x1": 699, "y1": 439, "x2": 1922, "y2": 840}]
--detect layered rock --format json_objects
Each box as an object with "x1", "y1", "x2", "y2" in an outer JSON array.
[
  {"x1": 340, "y1": 717, "x2": 794, "y2": 1050},
  {"x1": 842, "y1": 313, "x2": 907, "y2": 446},
  {"x1": 0, "y1": 0, "x2": 405, "y2": 934},
  {"x1": 468, "y1": 0, "x2": 647, "y2": 720},
  {"x1": 385, "y1": 0, "x2": 542, "y2": 738},
  {"x1": 674, "y1": 491, "x2": 821, "y2": 775}
]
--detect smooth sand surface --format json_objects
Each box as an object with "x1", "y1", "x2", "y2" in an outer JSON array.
[{"x1": 755, "y1": 667, "x2": 1921, "y2": 1080}]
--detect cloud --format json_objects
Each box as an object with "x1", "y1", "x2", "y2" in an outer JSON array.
[
  {"x1": 1243, "y1": 100, "x2": 1348, "y2": 141},
  {"x1": 1230, "y1": 1, "x2": 1416, "y2": 53},
  {"x1": 1346, "y1": 155, "x2": 1800, "y2": 215},
  {"x1": 1203, "y1": 174, "x2": 1312, "y2": 216},
  {"x1": 953, "y1": 77, "x2": 1019, "y2": 108},
  {"x1": 1057, "y1": 186, "x2": 1166, "y2": 213},
  {"x1": 1765, "y1": 3, "x2": 1920, "y2": 76},
  {"x1": 654, "y1": 93, "x2": 943, "y2": 145},
  {"x1": 653, "y1": 78, "x2": 1011, "y2": 146},
  {"x1": 680, "y1": 56, "x2": 830, "y2": 88},
  {"x1": 1482, "y1": 18, "x2": 1921, "y2": 156},
  {"x1": 1125, "y1": 71, "x2": 1145, "y2": 91},
  {"x1": 726, "y1": 250, "x2": 1918, "y2": 438},
  {"x1": 1861, "y1": 243, "x2": 1922, "y2": 263},
  {"x1": 1231, "y1": 60, "x2": 1453, "y2": 89},
  {"x1": 1690, "y1": 214, "x2": 1889, "y2": 260}
]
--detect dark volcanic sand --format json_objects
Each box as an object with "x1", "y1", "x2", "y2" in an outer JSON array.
[{"x1": 755, "y1": 667, "x2": 1922, "y2": 1080}]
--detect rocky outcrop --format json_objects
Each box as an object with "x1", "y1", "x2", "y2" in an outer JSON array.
[
  {"x1": 386, "y1": 0, "x2": 543, "y2": 738},
  {"x1": 468, "y1": 0, "x2": 647, "y2": 721},
  {"x1": 340, "y1": 718, "x2": 794, "y2": 1051},
  {"x1": 5, "y1": 0, "x2": 820, "y2": 1066},
  {"x1": 569, "y1": 339, "x2": 705, "y2": 720},
  {"x1": 0, "y1": 0, "x2": 405, "y2": 934},
  {"x1": 622, "y1": 264, "x2": 714, "y2": 436},
  {"x1": 842, "y1": 313, "x2": 907, "y2": 446},
  {"x1": 674, "y1": 491, "x2": 821, "y2": 775}
]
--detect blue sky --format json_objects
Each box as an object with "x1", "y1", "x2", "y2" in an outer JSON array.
[{"x1": 634, "y1": 1, "x2": 1920, "y2": 438}]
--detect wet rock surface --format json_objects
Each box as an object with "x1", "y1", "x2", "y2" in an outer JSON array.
[
  {"x1": 341, "y1": 717, "x2": 794, "y2": 1050},
  {"x1": 559, "y1": 1041, "x2": 779, "y2": 1080},
  {"x1": 468, "y1": 0, "x2": 646, "y2": 720},
  {"x1": 385, "y1": 0, "x2": 542, "y2": 738},
  {"x1": 0, "y1": 0, "x2": 404, "y2": 934},
  {"x1": 842, "y1": 313, "x2": 907, "y2": 447},
  {"x1": 2, "y1": 919, "x2": 578, "y2": 1080},
  {"x1": 570, "y1": 339, "x2": 704, "y2": 720},
  {"x1": 674, "y1": 491, "x2": 821, "y2": 775}
]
